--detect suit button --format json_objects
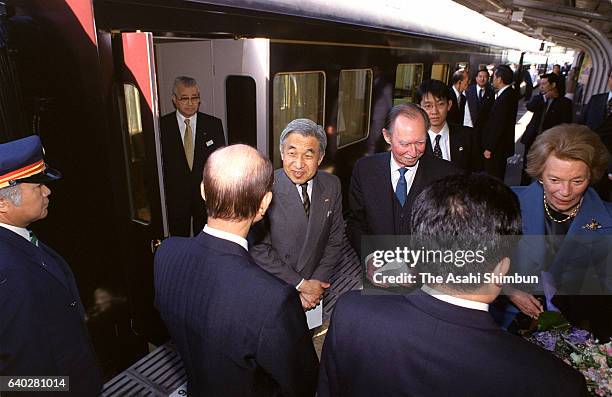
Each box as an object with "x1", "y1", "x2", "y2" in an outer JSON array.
[
  {"x1": 41, "y1": 262, "x2": 47, "y2": 268},
  {"x1": 70, "y1": 301, "x2": 77, "y2": 307}
]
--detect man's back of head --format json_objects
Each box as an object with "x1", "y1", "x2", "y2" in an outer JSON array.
[{"x1": 202, "y1": 144, "x2": 273, "y2": 223}]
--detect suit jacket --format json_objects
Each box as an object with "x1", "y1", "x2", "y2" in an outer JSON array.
[
  {"x1": 160, "y1": 111, "x2": 225, "y2": 236},
  {"x1": 318, "y1": 291, "x2": 587, "y2": 397},
  {"x1": 250, "y1": 169, "x2": 344, "y2": 286},
  {"x1": 465, "y1": 83, "x2": 495, "y2": 131},
  {"x1": 481, "y1": 86, "x2": 518, "y2": 159},
  {"x1": 447, "y1": 87, "x2": 465, "y2": 126},
  {"x1": 424, "y1": 123, "x2": 480, "y2": 172},
  {"x1": 521, "y1": 95, "x2": 573, "y2": 148},
  {"x1": 581, "y1": 92, "x2": 610, "y2": 132},
  {"x1": 154, "y1": 232, "x2": 318, "y2": 397},
  {"x1": 0, "y1": 227, "x2": 101, "y2": 396},
  {"x1": 346, "y1": 152, "x2": 459, "y2": 255}
]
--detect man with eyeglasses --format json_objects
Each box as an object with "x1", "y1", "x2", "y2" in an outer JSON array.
[{"x1": 161, "y1": 76, "x2": 226, "y2": 237}]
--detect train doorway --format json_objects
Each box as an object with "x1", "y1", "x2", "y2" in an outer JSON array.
[{"x1": 153, "y1": 37, "x2": 270, "y2": 154}]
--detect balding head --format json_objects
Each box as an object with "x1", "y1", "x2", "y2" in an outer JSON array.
[{"x1": 202, "y1": 144, "x2": 273, "y2": 221}]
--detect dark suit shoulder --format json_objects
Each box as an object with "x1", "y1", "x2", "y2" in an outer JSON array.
[
  {"x1": 419, "y1": 153, "x2": 461, "y2": 176},
  {"x1": 316, "y1": 170, "x2": 341, "y2": 187},
  {"x1": 196, "y1": 111, "x2": 223, "y2": 124},
  {"x1": 354, "y1": 152, "x2": 388, "y2": 171}
]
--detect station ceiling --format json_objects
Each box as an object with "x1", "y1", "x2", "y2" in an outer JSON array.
[{"x1": 452, "y1": 0, "x2": 612, "y2": 51}]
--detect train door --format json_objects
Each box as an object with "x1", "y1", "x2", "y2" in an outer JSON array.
[
  {"x1": 112, "y1": 31, "x2": 168, "y2": 344},
  {"x1": 154, "y1": 38, "x2": 269, "y2": 154}
]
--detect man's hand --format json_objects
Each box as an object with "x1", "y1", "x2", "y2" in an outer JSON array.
[
  {"x1": 298, "y1": 279, "x2": 330, "y2": 297},
  {"x1": 298, "y1": 279, "x2": 330, "y2": 310},
  {"x1": 508, "y1": 288, "x2": 543, "y2": 319},
  {"x1": 483, "y1": 150, "x2": 492, "y2": 159}
]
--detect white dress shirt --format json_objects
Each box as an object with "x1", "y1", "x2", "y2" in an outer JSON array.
[
  {"x1": 295, "y1": 179, "x2": 313, "y2": 203},
  {"x1": 428, "y1": 123, "x2": 451, "y2": 161},
  {"x1": 0, "y1": 222, "x2": 30, "y2": 241},
  {"x1": 176, "y1": 111, "x2": 197, "y2": 147},
  {"x1": 463, "y1": 99, "x2": 473, "y2": 127},
  {"x1": 421, "y1": 285, "x2": 489, "y2": 312},
  {"x1": 203, "y1": 224, "x2": 248, "y2": 251},
  {"x1": 390, "y1": 154, "x2": 419, "y2": 194}
]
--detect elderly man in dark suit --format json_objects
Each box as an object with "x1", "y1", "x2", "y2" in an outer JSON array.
[
  {"x1": 318, "y1": 173, "x2": 588, "y2": 397},
  {"x1": 160, "y1": 76, "x2": 226, "y2": 237},
  {"x1": 154, "y1": 144, "x2": 318, "y2": 397},
  {"x1": 251, "y1": 119, "x2": 343, "y2": 310},
  {"x1": 520, "y1": 73, "x2": 573, "y2": 185},
  {"x1": 416, "y1": 79, "x2": 480, "y2": 172},
  {"x1": 0, "y1": 136, "x2": 101, "y2": 395},
  {"x1": 346, "y1": 103, "x2": 458, "y2": 256},
  {"x1": 481, "y1": 64, "x2": 518, "y2": 180}
]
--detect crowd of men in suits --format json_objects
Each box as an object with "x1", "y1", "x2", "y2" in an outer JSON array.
[{"x1": 2, "y1": 68, "x2": 610, "y2": 396}]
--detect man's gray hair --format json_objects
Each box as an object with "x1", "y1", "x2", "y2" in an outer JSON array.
[
  {"x1": 279, "y1": 118, "x2": 327, "y2": 158},
  {"x1": 0, "y1": 185, "x2": 22, "y2": 206},
  {"x1": 172, "y1": 76, "x2": 199, "y2": 96}
]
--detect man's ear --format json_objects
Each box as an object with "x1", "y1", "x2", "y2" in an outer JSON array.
[
  {"x1": 171, "y1": 95, "x2": 178, "y2": 109},
  {"x1": 0, "y1": 197, "x2": 9, "y2": 214},
  {"x1": 382, "y1": 128, "x2": 392, "y2": 145},
  {"x1": 259, "y1": 191, "x2": 273, "y2": 216},
  {"x1": 200, "y1": 182, "x2": 206, "y2": 201},
  {"x1": 447, "y1": 99, "x2": 453, "y2": 111},
  {"x1": 317, "y1": 153, "x2": 325, "y2": 166},
  {"x1": 493, "y1": 257, "x2": 510, "y2": 280}
]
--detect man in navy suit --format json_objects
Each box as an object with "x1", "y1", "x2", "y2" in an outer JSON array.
[
  {"x1": 465, "y1": 68, "x2": 495, "y2": 134},
  {"x1": 154, "y1": 144, "x2": 318, "y2": 396},
  {"x1": 160, "y1": 76, "x2": 226, "y2": 237},
  {"x1": 482, "y1": 64, "x2": 518, "y2": 180},
  {"x1": 580, "y1": 69, "x2": 612, "y2": 133},
  {"x1": 346, "y1": 103, "x2": 458, "y2": 256},
  {"x1": 447, "y1": 69, "x2": 469, "y2": 126},
  {"x1": 416, "y1": 79, "x2": 480, "y2": 172},
  {"x1": 318, "y1": 173, "x2": 588, "y2": 397},
  {"x1": 520, "y1": 73, "x2": 573, "y2": 185},
  {"x1": 0, "y1": 136, "x2": 101, "y2": 395}
]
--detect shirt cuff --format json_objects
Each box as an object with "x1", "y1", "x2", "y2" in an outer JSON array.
[{"x1": 296, "y1": 279, "x2": 305, "y2": 291}]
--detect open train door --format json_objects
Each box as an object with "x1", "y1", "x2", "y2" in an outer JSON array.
[{"x1": 112, "y1": 31, "x2": 169, "y2": 345}]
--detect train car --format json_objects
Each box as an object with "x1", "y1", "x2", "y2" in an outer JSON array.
[{"x1": 2, "y1": 0, "x2": 585, "y2": 379}]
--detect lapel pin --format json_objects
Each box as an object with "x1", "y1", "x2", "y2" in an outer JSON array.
[
  {"x1": 582, "y1": 219, "x2": 602, "y2": 231},
  {"x1": 458, "y1": 146, "x2": 464, "y2": 151},
  {"x1": 206, "y1": 140, "x2": 214, "y2": 147}
]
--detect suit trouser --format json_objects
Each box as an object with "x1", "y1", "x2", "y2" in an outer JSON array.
[{"x1": 483, "y1": 153, "x2": 507, "y2": 181}]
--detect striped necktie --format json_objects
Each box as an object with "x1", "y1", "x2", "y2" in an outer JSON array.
[
  {"x1": 184, "y1": 119, "x2": 194, "y2": 170},
  {"x1": 300, "y1": 183, "x2": 310, "y2": 217},
  {"x1": 29, "y1": 230, "x2": 38, "y2": 246}
]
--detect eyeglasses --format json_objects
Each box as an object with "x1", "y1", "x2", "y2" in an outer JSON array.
[{"x1": 176, "y1": 96, "x2": 200, "y2": 104}]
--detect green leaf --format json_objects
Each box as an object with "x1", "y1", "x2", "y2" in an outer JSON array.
[{"x1": 537, "y1": 311, "x2": 570, "y2": 331}]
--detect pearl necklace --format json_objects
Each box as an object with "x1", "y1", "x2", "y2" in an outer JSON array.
[{"x1": 543, "y1": 194, "x2": 582, "y2": 223}]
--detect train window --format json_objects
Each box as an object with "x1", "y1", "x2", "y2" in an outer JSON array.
[
  {"x1": 431, "y1": 63, "x2": 450, "y2": 84},
  {"x1": 272, "y1": 71, "x2": 325, "y2": 167},
  {"x1": 119, "y1": 83, "x2": 151, "y2": 224},
  {"x1": 394, "y1": 63, "x2": 423, "y2": 105},
  {"x1": 226, "y1": 75, "x2": 257, "y2": 147},
  {"x1": 455, "y1": 61, "x2": 469, "y2": 72},
  {"x1": 336, "y1": 69, "x2": 373, "y2": 149}
]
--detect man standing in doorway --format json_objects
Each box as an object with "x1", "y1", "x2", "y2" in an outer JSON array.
[{"x1": 160, "y1": 76, "x2": 226, "y2": 237}]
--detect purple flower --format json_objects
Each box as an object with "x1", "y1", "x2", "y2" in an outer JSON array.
[
  {"x1": 534, "y1": 332, "x2": 558, "y2": 351},
  {"x1": 566, "y1": 327, "x2": 591, "y2": 345}
]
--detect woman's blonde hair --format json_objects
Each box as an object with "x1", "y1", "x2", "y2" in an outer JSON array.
[{"x1": 526, "y1": 123, "x2": 609, "y2": 184}]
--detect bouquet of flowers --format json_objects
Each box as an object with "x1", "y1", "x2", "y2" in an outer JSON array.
[{"x1": 525, "y1": 312, "x2": 612, "y2": 396}]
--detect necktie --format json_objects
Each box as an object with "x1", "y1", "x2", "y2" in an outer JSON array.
[
  {"x1": 300, "y1": 183, "x2": 310, "y2": 217},
  {"x1": 478, "y1": 88, "x2": 483, "y2": 101},
  {"x1": 433, "y1": 134, "x2": 443, "y2": 159},
  {"x1": 183, "y1": 119, "x2": 194, "y2": 170},
  {"x1": 395, "y1": 167, "x2": 407, "y2": 207},
  {"x1": 607, "y1": 97, "x2": 612, "y2": 117},
  {"x1": 537, "y1": 98, "x2": 553, "y2": 134},
  {"x1": 29, "y1": 230, "x2": 38, "y2": 246}
]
